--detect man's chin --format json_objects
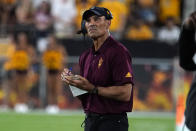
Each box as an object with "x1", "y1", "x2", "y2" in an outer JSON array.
[{"x1": 89, "y1": 34, "x2": 98, "y2": 39}]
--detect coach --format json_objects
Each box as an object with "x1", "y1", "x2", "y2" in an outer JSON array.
[{"x1": 61, "y1": 7, "x2": 134, "y2": 131}]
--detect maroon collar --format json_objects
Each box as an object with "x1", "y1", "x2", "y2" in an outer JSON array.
[{"x1": 91, "y1": 36, "x2": 113, "y2": 54}]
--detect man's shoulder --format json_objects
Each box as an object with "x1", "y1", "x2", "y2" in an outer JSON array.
[
  {"x1": 109, "y1": 38, "x2": 129, "y2": 54},
  {"x1": 79, "y1": 49, "x2": 91, "y2": 61}
]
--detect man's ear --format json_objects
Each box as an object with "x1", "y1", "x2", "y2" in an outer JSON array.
[{"x1": 106, "y1": 20, "x2": 111, "y2": 28}]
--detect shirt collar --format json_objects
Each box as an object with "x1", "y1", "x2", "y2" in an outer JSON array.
[{"x1": 91, "y1": 35, "x2": 112, "y2": 54}]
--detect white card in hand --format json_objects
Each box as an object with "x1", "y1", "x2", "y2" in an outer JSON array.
[{"x1": 69, "y1": 85, "x2": 87, "y2": 97}]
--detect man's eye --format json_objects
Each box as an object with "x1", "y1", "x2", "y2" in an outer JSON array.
[
  {"x1": 94, "y1": 17, "x2": 100, "y2": 21},
  {"x1": 86, "y1": 19, "x2": 90, "y2": 22}
]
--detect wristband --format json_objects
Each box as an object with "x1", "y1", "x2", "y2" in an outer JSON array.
[{"x1": 91, "y1": 86, "x2": 98, "y2": 94}]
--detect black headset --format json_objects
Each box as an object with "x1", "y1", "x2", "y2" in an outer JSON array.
[
  {"x1": 77, "y1": 7, "x2": 113, "y2": 36},
  {"x1": 77, "y1": 20, "x2": 87, "y2": 35}
]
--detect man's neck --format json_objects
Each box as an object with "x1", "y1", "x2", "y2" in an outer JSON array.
[{"x1": 93, "y1": 33, "x2": 109, "y2": 51}]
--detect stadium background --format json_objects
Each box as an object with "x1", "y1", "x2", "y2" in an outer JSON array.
[{"x1": 0, "y1": 0, "x2": 194, "y2": 131}]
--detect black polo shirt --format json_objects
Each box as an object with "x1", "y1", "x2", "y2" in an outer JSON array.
[{"x1": 79, "y1": 36, "x2": 134, "y2": 114}]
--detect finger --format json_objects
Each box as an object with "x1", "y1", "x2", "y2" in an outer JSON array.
[
  {"x1": 62, "y1": 72, "x2": 68, "y2": 76},
  {"x1": 64, "y1": 75, "x2": 73, "y2": 81},
  {"x1": 69, "y1": 78, "x2": 84, "y2": 87},
  {"x1": 64, "y1": 68, "x2": 70, "y2": 74},
  {"x1": 68, "y1": 72, "x2": 73, "y2": 76},
  {"x1": 61, "y1": 75, "x2": 69, "y2": 83},
  {"x1": 61, "y1": 74, "x2": 71, "y2": 81},
  {"x1": 61, "y1": 74, "x2": 65, "y2": 80},
  {"x1": 67, "y1": 77, "x2": 82, "y2": 87},
  {"x1": 63, "y1": 79, "x2": 70, "y2": 84},
  {"x1": 75, "y1": 75, "x2": 86, "y2": 81},
  {"x1": 61, "y1": 76, "x2": 70, "y2": 84},
  {"x1": 62, "y1": 71, "x2": 73, "y2": 77},
  {"x1": 64, "y1": 68, "x2": 73, "y2": 76},
  {"x1": 61, "y1": 73, "x2": 68, "y2": 78},
  {"x1": 69, "y1": 82, "x2": 77, "y2": 87},
  {"x1": 64, "y1": 68, "x2": 69, "y2": 72},
  {"x1": 63, "y1": 76, "x2": 78, "y2": 86},
  {"x1": 63, "y1": 71, "x2": 69, "y2": 75},
  {"x1": 66, "y1": 76, "x2": 82, "y2": 86}
]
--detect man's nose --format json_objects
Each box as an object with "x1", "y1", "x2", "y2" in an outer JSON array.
[{"x1": 88, "y1": 19, "x2": 96, "y2": 26}]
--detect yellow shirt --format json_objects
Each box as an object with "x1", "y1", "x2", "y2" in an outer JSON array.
[
  {"x1": 126, "y1": 25, "x2": 154, "y2": 40},
  {"x1": 75, "y1": 3, "x2": 93, "y2": 30},
  {"x1": 11, "y1": 50, "x2": 30, "y2": 70},
  {"x1": 98, "y1": 1, "x2": 128, "y2": 31},
  {"x1": 43, "y1": 50, "x2": 63, "y2": 70},
  {"x1": 3, "y1": 43, "x2": 15, "y2": 70},
  {"x1": 159, "y1": 0, "x2": 180, "y2": 22}
]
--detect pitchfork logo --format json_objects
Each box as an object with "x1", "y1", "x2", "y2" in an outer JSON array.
[{"x1": 98, "y1": 57, "x2": 103, "y2": 69}]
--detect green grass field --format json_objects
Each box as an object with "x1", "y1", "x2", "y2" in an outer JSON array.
[{"x1": 0, "y1": 111, "x2": 175, "y2": 131}]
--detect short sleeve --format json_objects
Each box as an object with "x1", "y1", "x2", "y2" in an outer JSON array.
[{"x1": 111, "y1": 49, "x2": 134, "y2": 86}]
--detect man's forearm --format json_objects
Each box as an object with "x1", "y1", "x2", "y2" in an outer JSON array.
[{"x1": 96, "y1": 84, "x2": 132, "y2": 102}]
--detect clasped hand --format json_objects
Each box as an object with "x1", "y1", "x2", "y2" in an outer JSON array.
[{"x1": 61, "y1": 68, "x2": 94, "y2": 91}]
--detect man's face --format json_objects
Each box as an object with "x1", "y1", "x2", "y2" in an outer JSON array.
[{"x1": 85, "y1": 15, "x2": 110, "y2": 39}]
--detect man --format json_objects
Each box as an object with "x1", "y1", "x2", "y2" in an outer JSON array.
[
  {"x1": 179, "y1": 11, "x2": 196, "y2": 131},
  {"x1": 51, "y1": 0, "x2": 77, "y2": 38},
  {"x1": 61, "y1": 7, "x2": 134, "y2": 131},
  {"x1": 158, "y1": 16, "x2": 180, "y2": 45}
]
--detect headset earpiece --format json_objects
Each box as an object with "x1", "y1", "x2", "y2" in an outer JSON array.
[
  {"x1": 77, "y1": 20, "x2": 87, "y2": 35},
  {"x1": 81, "y1": 20, "x2": 87, "y2": 34}
]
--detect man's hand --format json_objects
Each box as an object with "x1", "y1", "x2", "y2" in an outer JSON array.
[
  {"x1": 184, "y1": 11, "x2": 196, "y2": 30},
  {"x1": 61, "y1": 68, "x2": 95, "y2": 91},
  {"x1": 61, "y1": 68, "x2": 73, "y2": 82}
]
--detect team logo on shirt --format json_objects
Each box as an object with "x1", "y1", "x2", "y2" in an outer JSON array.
[
  {"x1": 125, "y1": 72, "x2": 132, "y2": 77},
  {"x1": 98, "y1": 57, "x2": 103, "y2": 68}
]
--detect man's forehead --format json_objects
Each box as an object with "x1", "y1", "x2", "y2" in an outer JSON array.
[{"x1": 86, "y1": 15, "x2": 104, "y2": 20}]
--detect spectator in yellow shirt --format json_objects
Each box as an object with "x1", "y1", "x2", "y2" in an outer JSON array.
[
  {"x1": 158, "y1": 0, "x2": 180, "y2": 23},
  {"x1": 126, "y1": 17, "x2": 154, "y2": 40},
  {"x1": 98, "y1": 0, "x2": 128, "y2": 39},
  {"x1": 75, "y1": 0, "x2": 98, "y2": 31}
]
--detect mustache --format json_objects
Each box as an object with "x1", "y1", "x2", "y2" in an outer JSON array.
[{"x1": 88, "y1": 25, "x2": 97, "y2": 30}]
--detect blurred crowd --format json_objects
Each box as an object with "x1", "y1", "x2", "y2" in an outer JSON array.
[
  {"x1": 0, "y1": 0, "x2": 181, "y2": 43},
  {"x1": 0, "y1": 0, "x2": 182, "y2": 113}
]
